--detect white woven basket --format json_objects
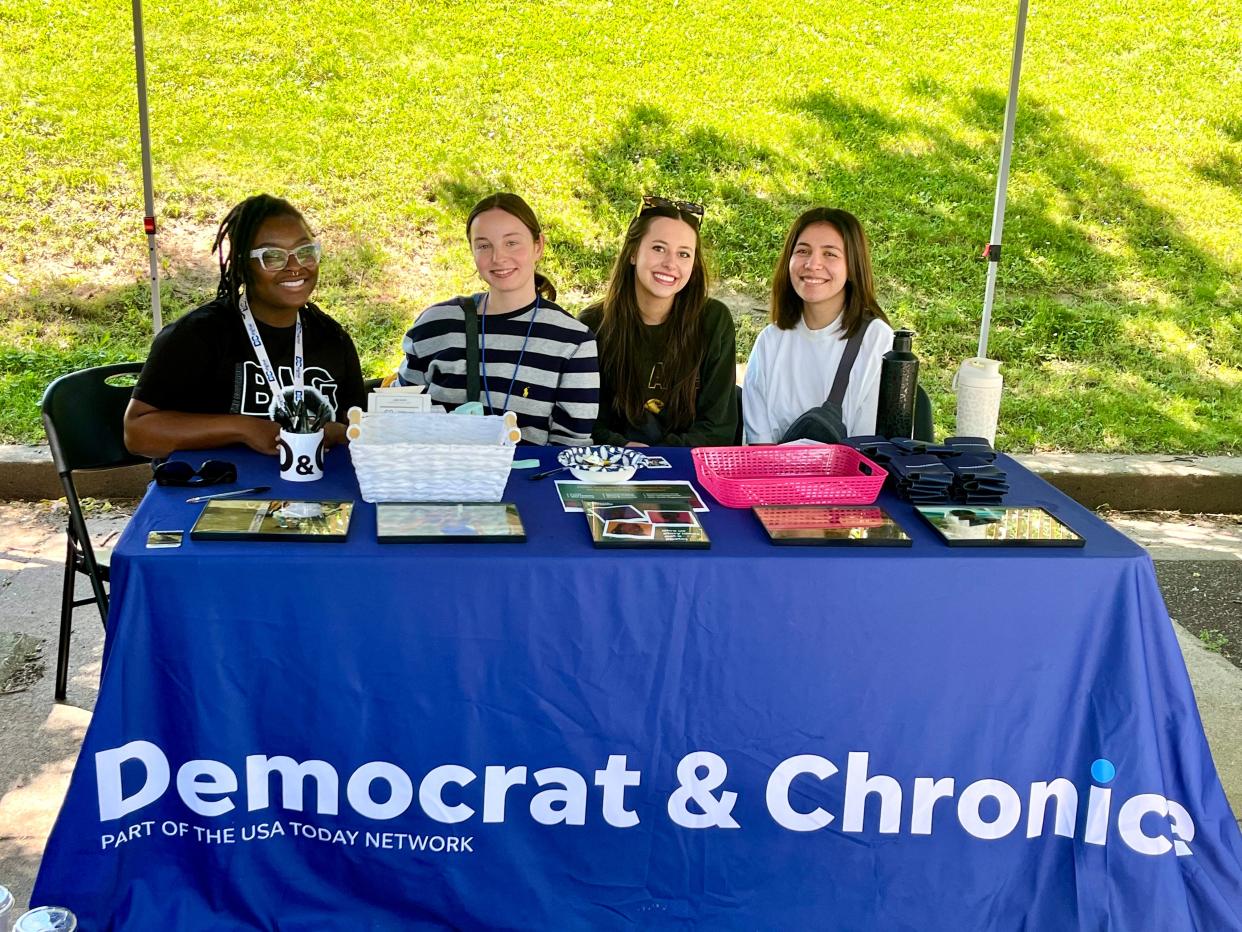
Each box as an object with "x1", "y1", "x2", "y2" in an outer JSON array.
[{"x1": 348, "y1": 411, "x2": 518, "y2": 502}]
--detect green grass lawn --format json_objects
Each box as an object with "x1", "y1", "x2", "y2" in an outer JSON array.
[{"x1": 1, "y1": 0, "x2": 1239, "y2": 451}]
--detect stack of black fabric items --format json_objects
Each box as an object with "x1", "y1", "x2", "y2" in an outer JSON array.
[{"x1": 844, "y1": 435, "x2": 1010, "y2": 505}]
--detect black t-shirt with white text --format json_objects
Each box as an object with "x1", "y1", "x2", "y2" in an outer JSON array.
[{"x1": 132, "y1": 296, "x2": 366, "y2": 422}]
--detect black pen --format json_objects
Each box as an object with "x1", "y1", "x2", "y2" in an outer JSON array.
[
  {"x1": 529, "y1": 465, "x2": 570, "y2": 481},
  {"x1": 186, "y1": 486, "x2": 270, "y2": 504}
]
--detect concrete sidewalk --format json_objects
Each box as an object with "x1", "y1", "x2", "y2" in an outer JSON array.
[
  {"x1": 0, "y1": 500, "x2": 1239, "y2": 916},
  {"x1": 0, "y1": 502, "x2": 123, "y2": 915}
]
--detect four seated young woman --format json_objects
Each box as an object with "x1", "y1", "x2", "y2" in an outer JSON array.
[
  {"x1": 742, "y1": 207, "x2": 894, "y2": 445},
  {"x1": 123, "y1": 194, "x2": 366, "y2": 459},
  {"x1": 579, "y1": 196, "x2": 737, "y2": 448},
  {"x1": 397, "y1": 193, "x2": 600, "y2": 446},
  {"x1": 124, "y1": 194, "x2": 897, "y2": 456}
]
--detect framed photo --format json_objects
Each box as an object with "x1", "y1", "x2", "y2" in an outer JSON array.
[
  {"x1": 915, "y1": 505, "x2": 1085, "y2": 547},
  {"x1": 376, "y1": 503, "x2": 526, "y2": 543},
  {"x1": 584, "y1": 502, "x2": 710, "y2": 549},
  {"x1": 190, "y1": 500, "x2": 353, "y2": 542},
  {"x1": 753, "y1": 505, "x2": 911, "y2": 546}
]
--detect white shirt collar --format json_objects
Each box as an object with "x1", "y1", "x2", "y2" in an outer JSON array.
[{"x1": 796, "y1": 313, "x2": 845, "y2": 340}]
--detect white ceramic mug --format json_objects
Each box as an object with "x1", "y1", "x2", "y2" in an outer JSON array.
[{"x1": 277, "y1": 429, "x2": 325, "y2": 482}]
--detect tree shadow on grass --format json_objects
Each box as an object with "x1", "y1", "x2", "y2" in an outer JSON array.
[
  {"x1": 427, "y1": 172, "x2": 520, "y2": 217},
  {"x1": 1195, "y1": 150, "x2": 1242, "y2": 195},
  {"x1": 960, "y1": 90, "x2": 1230, "y2": 304},
  {"x1": 569, "y1": 105, "x2": 816, "y2": 351},
  {"x1": 798, "y1": 88, "x2": 1240, "y2": 450},
  {"x1": 573, "y1": 104, "x2": 794, "y2": 285},
  {"x1": 423, "y1": 170, "x2": 619, "y2": 298},
  {"x1": 573, "y1": 93, "x2": 1240, "y2": 451},
  {"x1": 0, "y1": 232, "x2": 415, "y2": 443}
]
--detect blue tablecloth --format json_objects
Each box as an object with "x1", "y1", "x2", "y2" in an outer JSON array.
[{"x1": 33, "y1": 446, "x2": 1242, "y2": 930}]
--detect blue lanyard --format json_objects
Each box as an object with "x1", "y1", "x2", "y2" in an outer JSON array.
[
  {"x1": 239, "y1": 292, "x2": 302, "y2": 417},
  {"x1": 479, "y1": 293, "x2": 540, "y2": 416}
]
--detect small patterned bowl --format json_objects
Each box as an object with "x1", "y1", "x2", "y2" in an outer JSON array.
[{"x1": 557, "y1": 445, "x2": 647, "y2": 484}]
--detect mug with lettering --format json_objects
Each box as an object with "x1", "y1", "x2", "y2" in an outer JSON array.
[{"x1": 278, "y1": 428, "x2": 325, "y2": 482}]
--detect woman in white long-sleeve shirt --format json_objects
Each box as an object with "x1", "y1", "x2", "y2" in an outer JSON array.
[{"x1": 743, "y1": 207, "x2": 894, "y2": 444}]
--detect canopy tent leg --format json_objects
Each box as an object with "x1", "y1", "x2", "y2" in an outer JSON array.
[
  {"x1": 132, "y1": 0, "x2": 162, "y2": 335},
  {"x1": 977, "y1": 0, "x2": 1030, "y2": 359}
]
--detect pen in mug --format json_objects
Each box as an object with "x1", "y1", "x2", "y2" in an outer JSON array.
[{"x1": 186, "y1": 486, "x2": 270, "y2": 504}]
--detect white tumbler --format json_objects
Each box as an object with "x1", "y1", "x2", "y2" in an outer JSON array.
[
  {"x1": 953, "y1": 357, "x2": 1003, "y2": 445},
  {"x1": 13, "y1": 906, "x2": 77, "y2": 931}
]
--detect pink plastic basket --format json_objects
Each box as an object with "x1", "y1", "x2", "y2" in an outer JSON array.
[{"x1": 691, "y1": 445, "x2": 888, "y2": 508}]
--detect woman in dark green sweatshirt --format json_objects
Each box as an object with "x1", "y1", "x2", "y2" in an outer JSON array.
[{"x1": 579, "y1": 197, "x2": 738, "y2": 447}]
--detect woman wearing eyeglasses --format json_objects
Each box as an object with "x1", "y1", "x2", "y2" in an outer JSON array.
[
  {"x1": 398, "y1": 192, "x2": 599, "y2": 445},
  {"x1": 742, "y1": 207, "x2": 893, "y2": 444},
  {"x1": 578, "y1": 196, "x2": 737, "y2": 447},
  {"x1": 124, "y1": 194, "x2": 366, "y2": 458}
]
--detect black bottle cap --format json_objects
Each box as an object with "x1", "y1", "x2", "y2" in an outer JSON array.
[{"x1": 892, "y1": 329, "x2": 915, "y2": 353}]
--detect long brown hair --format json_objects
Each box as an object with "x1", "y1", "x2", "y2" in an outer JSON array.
[
  {"x1": 770, "y1": 207, "x2": 888, "y2": 337},
  {"x1": 466, "y1": 192, "x2": 557, "y2": 302},
  {"x1": 588, "y1": 203, "x2": 709, "y2": 430}
]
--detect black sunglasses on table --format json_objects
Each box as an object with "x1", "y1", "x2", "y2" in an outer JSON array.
[{"x1": 152, "y1": 459, "x2": 238, "y2": 487}]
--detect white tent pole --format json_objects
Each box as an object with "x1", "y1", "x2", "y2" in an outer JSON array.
[
  {"x1": 977, "y1": 0, "x2": 1029, "y2": 359},
  {"x1": 132, "y1": 0, "x2": 162, "y2": 334}
]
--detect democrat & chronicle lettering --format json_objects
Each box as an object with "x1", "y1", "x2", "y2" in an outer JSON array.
[{"x1": 95, "y1": 742, "x2": 1195, "y2": 857}]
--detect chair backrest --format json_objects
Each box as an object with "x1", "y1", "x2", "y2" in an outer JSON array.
[
  {"x1": 733, "y1": 384, "x2": 744, "y2": 444},
  {"x1": 914, "y1": 384, "x2": 935, "y2": 442},
  {"x1": 41, "y1": 362, "x2": 149, "y2": 475}
]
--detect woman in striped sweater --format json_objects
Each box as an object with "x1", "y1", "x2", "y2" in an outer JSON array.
[{"x1": 398, "y1": 193, "x2": 599, "y2": 445}]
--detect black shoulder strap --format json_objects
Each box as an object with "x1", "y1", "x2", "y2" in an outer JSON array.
[
  {"x1": 463, "y1": 296, "x2": 480, "y2": 403},
  {"x1": 827, "y1": 327, "x2": 865, "y2": 407}
]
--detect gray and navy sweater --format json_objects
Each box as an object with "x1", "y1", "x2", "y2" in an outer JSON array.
[{"x1": 398, "y1": 295, "x2": 599, "y2": 445}]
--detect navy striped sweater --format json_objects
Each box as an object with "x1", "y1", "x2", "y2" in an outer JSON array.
[{"x1": 398, "y1": 295, "x2": 600, "y2": 445}]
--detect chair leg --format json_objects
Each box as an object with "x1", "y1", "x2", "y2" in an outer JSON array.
[
  {"x1": 56, "y1": 535, "x2": 77, "y2": 702},
  {"x1": 60, "y1": 476, "x2": 109, "y2": 626}
]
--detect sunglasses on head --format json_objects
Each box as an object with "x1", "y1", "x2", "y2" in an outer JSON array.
[
  {"x1": 153, "y1": 459, "x2": 238, "y2": 488},
  {"x1": 638, "y1": 195, "x2": 706, "y2": 223},
  {"x1": 247, "y1": 242, "x2": 323, "y2": 272}
]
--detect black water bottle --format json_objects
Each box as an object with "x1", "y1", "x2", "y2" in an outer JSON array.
[{"x1": 876, "y1": 329, "x2": 919, "y2": 439}]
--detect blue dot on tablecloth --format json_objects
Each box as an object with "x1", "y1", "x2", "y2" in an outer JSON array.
[{"x1": 1091, "y1": 758, "x2": 1116, "y2": 783}]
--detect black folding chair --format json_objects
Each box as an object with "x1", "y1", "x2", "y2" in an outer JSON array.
[
  {"x1": 734, "y1": 384, "x2": 745, "y2": 444},
  {"x1": 40, "y1": 362, "x2": 148, "y2": 701},
  {"x1": 914, "y1": 385, "x2": 935, "y2": 442}
]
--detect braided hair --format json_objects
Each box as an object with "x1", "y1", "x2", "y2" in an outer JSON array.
[{"x1": 211, "y1": 194, "x2": 306, "y2": 310}]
